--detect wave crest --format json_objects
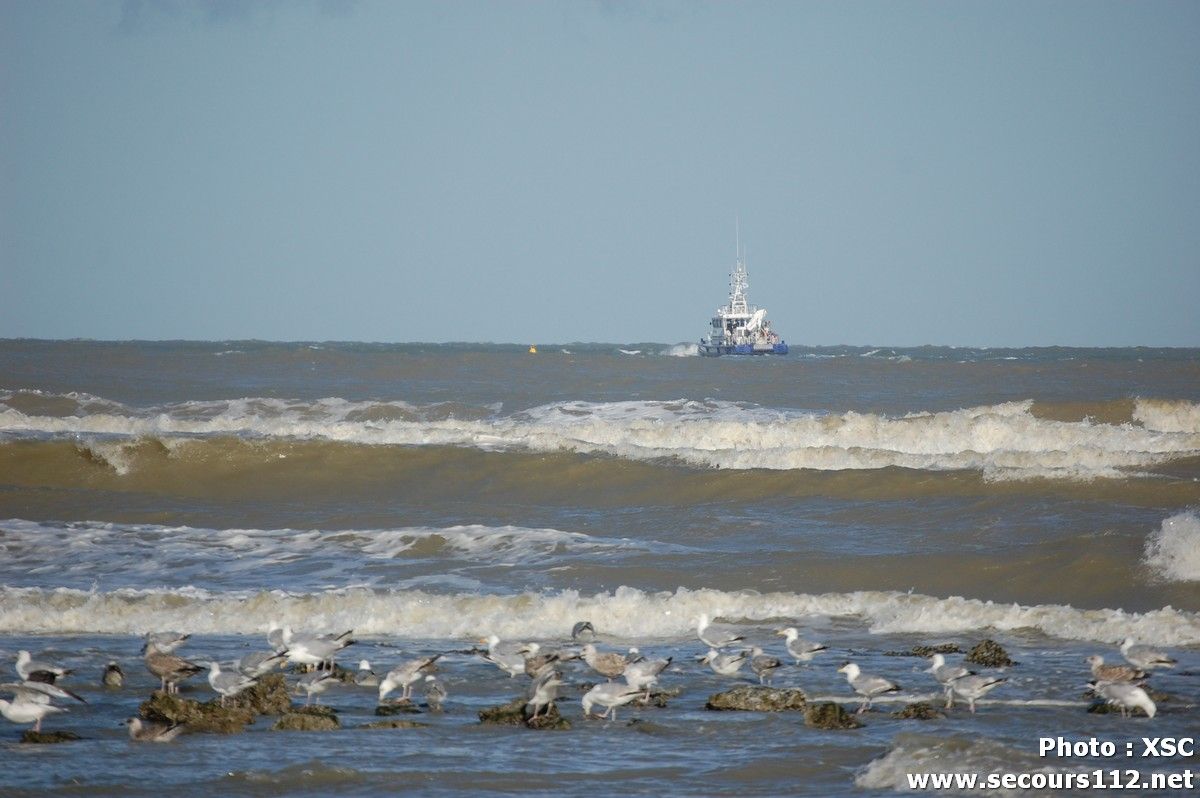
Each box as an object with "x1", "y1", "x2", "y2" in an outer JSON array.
[{"x1": 1143, "y1": 511, "x2": 1200, "y2": 583}]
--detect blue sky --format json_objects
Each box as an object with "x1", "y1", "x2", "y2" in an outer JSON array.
[{"x1": 2, "y1": 0, "x2": 1198, "y2": 345}]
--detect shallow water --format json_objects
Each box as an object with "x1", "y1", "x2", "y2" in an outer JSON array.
[{"x1": 0, "y1": 341, "x2": 1197, "y2": 795}]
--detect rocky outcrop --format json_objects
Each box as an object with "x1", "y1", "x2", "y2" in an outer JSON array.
[
  {"x1": 705, "y1": 686, "x2": 807, "y2": 712},
  {"x1": 376, "y1": 700, "x2": 422, "y2": 716},
  {"x1": 360, "y1": 719, "x2": 428, "y2": 730},
  {"x1": 885, "y1": 644, "x2": 963, "y2": 658},
  {"x1": 478, "y1": 696, "x2": 570, "y2": 730},
  {"x1": 891, "y1": 702, "x2": 946, "y2": 720},
  {"x1": 803, "y1": 701, "x2": 862, "y2": 730},
  {"x1": 965, "y1": 640, "x2": 1016, "y2": 667},
  {"x1": 272, "y1": 706, "x2": 340, "y2": 731},
  {"x1": 21, "y1": 730, "x2": 82, "y2": 743},
  {"x1": 139, "y1": 690, "x2": 255, "y2": 734},
  {"x1": 222, "y1": 673, "x2": 294, "y2": 715}
]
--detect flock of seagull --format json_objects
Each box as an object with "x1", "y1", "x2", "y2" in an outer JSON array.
[{"x1": 0, "y1": 613, "x2": 1183, "y2": 740}]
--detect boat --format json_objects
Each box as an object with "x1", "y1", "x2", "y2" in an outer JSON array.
[{"x1": 698, "y1": 229, "x2": 789, "y2": 356}]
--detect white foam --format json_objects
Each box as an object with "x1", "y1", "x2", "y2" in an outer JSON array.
[
  {"x1": 1143, "y1": 511, "x2": 1200, "y2": 583},
  {"x1": 857, "y1": 733, "x2": 1081, "y2": 794},
  {"x1": 3, "y1": 393, "x2": 1199, "y2": 479},
  {"x1": 0, "y1": 583, "x2": 1195, "y2": 645},
  {"x1": 659, "y1": 343, "x2": 699, "y2": 357},
  {"x1": 1135, "y1": 398, "x2": 1200, "y2": 433}
]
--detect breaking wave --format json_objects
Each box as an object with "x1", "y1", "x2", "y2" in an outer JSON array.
[
  {"x1": 2, "y1": 392, "x2": 1198, "y2": 480},
  {"x1": 1143, "y1": 511, "x2": 1200, "y2": 583},
  {"x1": 0, "y1": 584, "x2": 1195, "y2": 645}
]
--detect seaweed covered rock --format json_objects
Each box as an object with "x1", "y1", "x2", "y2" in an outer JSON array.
[
  {"x1": 705, "y1": 686, "x2": 807, "y2": 712},
  {"x1": 376, "y1": 699, "x2": 422, "y2": 716},
  {"x1": 965, "y1": 640, "x2": 1016, "y2": 667},
  {"x1": 891, "y1": 702, "x2": 946, "y2": 720},
  {"x1": 140, "y1": 690, "x2": 255, "y2": 734},
  {"x1": 272, "y1": 711, "x2": 340, "y2": 731},
  {"x1": 632, "y1": 686, "x2": 681, "y2": 709},
  {"x1": 360, "y1": 719, "x2": 428, "y2": 730},
  {"x1": 885, "y1": 644, "x2": 963, "y2": 658},
  {"x1": 221, "y1": 673, "x2": 294, "y2": 715},
  {"x1": 804, "y1": 701, "x2": 862, "y2": 730},
  {"x1": 20, "y1": 730, "x2": 82, "y2": 744},
  {"x1": 478, "y1": 696, "x2": 570, "y2": 730}
]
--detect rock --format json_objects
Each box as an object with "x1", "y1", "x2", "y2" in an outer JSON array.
[
  {"x1": 20, "y1": 730, "x2": 82, "y2": 743},
  {"x1": 376, "y1": 700, "x2": 421, "y2": 716},
  {"x1": 221, "y1": 673, "x2": 294, "y2": 715},
  {"x1": 705, "y1": 686, "x2": 807, "y2": 712},
  {"x1": 803, "y1": 701, "x2": 862, "y2": 730},
  {"x1": 891, "y1": 702, "x2": 946, "y2": 720},
  {"x1": 478, "y1": 696, "x2": 571, "y2": 730},
  {"x1": 139, "y1": 690, "x2": 254, "y2": 734},
  {"x1": 632, "y1": 686, "x2": 681, "y2": 709},
  {"x1": 360, "y1": 719, "x2": 428, "y2": 730},
  {"x1": 965, "y1": 640, "x2": 1016, "y2": 667},
  {"x1": 272, "y1": 711, "x2": 340, "y2": 731},
  {"x1": 884, "y1": 644, "x2": 963, "y2": 658}
]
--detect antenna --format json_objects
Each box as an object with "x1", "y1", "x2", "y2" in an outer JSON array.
[{"x1": 735, "y1": 215, "x2": 740, "y2": 262}]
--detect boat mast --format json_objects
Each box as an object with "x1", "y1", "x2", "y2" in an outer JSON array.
[{"x1": 729, "y1": 216, "x2": 749, "y2": 315}]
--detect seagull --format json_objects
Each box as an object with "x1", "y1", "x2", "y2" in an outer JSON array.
[
  {"x1": 1087, "y1": 655, "x2": 1144, "y2": 684},
  {"x1": 926, "y1": 653, "x2": 974, "y2": 708},
  {"x1": 749, "y1": 647, "x2": 783, "y2": 685},
  {"x1": 517, "y1": 643, "x2": 560, "y2": 679},
  {"x1": 949, "y1": 674, "x2": 1007, "y2": 713},
  {"x1": 581, "y1": 682, "x2": 644, "y2": 721},
  {"x1": 479, "y1": 635, "x2": 526, "y2": 678},
  {"x1": 525, "y1": 669, "x2": 564, "y2": 720},
  {"x1": 144, "y1": 648, "x2": 203, "y2": 694},
  {"x1": 355, "y1": 660, "x2": 380, "y2": 687},
  {"x1": 695, "y1": 613, "x2": 744, "y2": 649},
  {"x1": 1093, "y1": 680, "x2": 1157, "y2": 718},
  {"x1": 144, "y1": 632, "x2": 190, "y2": 654},
  {"x1": 624, "y1": 655, "x2": 672, "y2": 699},
  {"x1": 124, "y1": 717, "x2": 185, "y2": 742},
  {"x1": 837, "y1": 662, "x2": 901, "y2": 713},
  {"x1": 205, "y1": 661, "x2": 257, "y2": 706},
  {"x1": 580, "y1": 644, "x2": 630, "y2": 681},
  {"x1": 0, "y1": 681, "x2": 85, "y2": 733},
  {"x1": 379, "y1": 654, "x2": 441, "y2": 702},
  {"x1": 102, "y1": 661, "x2": 125, "y2": 688},
  {"x1": 423, "y1": 675, "x2": 447, "y2": 712},
  {"x1": 1120, "y1": 639, "x2": 1176, "y2": 671},
  {"x1": 15, "y1": 650, "x2": 73, "y2": 684},
  {"x1": 295, "y1": 671, "x2": 340, "y2": 705},
  {"x1": 283, "y1": 630, "x2": 356, "y2": 671},
  {"x1": 266, "y1": 621, "x2": 288, "y2": 653},
  {"x1": 775, "y1": 627, "x2": 827, "y2": 664},
  {"x1": 571, "y1": 621, "x2": 596, "y2": 641},
  {"x1": 697, "y1": 648, "x2": 748, "y2": 677},
  {"x1": 237, "y1": 650, "x2": 285, "y2": 679}
]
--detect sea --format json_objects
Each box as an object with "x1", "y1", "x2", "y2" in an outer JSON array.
[{"x1": 0, "y1": 339, "x2": 1197, "y2": 796}]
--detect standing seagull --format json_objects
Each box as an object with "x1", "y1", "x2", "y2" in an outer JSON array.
[
  {"x1": 581, "y1": 682, "x2": 644, "y2": 721},
  {"x1": 695, "y1": 613, "x2": 744, "y2": 649},
  {"x1": 237, "y1": 650, "x2": 285, "y2": 679},
  {"x1": 0, "y1": 681, "x2": 85, "y2": 733},
  {"x1": 205, "y1": 661, "x2": 257, "y2": 707},
  {"x1": 525, "y1": 669, "x2": 564, "y2": 721},
  {"x1": 355, "y1": 660, "x2": 380, "y2": 687},
  {"x1": 749, "y1": 647, "x2": 783, "y2": 685},
  {"x1": 15, "y1": 650, "x2": 73, "y2": 684},
  {"x1": 379, "y1": 654, "x2": 442, "y2": 702},
  {"x1": 624, "y1": 655, "x2": 672, "y2": 699},
  {"x1": 423, "y1": 675, "x2": 447, "y2": 712},
  {"x1": 144, "y1": 632, "x2": 190, "y2": 654},
  {"x1": 479, "y1": 635, "x2": 527, "y2": 678},
  {"x1": 837, "y1": 662, "x2": 901, "y2": 714},
  {"x1": 775, "y1": 628, "x2": 827, "y2": 665},
  {"x1": 1087, "y1": 655, "x2": 1144, "y2": 684},
  {"x1": 1120, "y1": 639, "x2": 1176, "y2": 671},
  {"x1": 949, "y1": 674, "x2": 1007, "y2": 713},
  {"x1": 926, "y1": 654, "x2": 973, "y2": 708},
  {"x1": 144, "y1": 646, "x2": 203, "y2": 694},
  {"x1": 283, "y1": 631, "x2": 356, "y2": 672},
  {"x1": 580, "y1": 644, "x2": 630, "y2": 681},
  {"x1": 296, "y1": 671, "x2": 340, "y2": 706},
  {"x1": 1093, "y1": 680, "x2": 1157, "y2": 718},
  {"x1": 698, "y1": 648, "x2": 749, "y2": 677}
]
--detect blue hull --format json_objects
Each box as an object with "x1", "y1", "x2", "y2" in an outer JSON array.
[{"x1": 699, "y1": 342, "x2": 789, "y2": 357}]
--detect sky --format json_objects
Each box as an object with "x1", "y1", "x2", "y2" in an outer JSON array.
[{"x1": 2, "y1": 1, "x2": 1198, "y2": 346}]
